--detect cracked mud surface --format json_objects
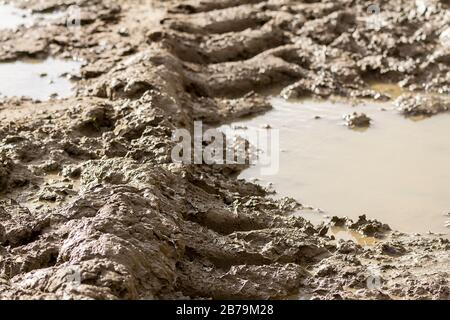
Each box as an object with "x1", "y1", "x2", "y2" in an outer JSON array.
[{"x1": 0, "y1": 0, "x2": 449, "y2": 299}]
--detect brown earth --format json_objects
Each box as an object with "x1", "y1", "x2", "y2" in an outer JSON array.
[{"x1": 0, "y1": 0, "x2": 449, "y2": 299}]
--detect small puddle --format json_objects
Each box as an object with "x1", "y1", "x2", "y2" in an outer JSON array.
[
  {"x1": 0, "y1": 3, "x2": 69, "y2": 30},
  {"x1": 0, "y1": 58, "x2": 82, "y2": 100},
  {"x1": 329, "y1": 226, "x2": 378, "y2": 246},
  {"x1": 369, "y1": 82, "x2": 403, "y2": 99},
  {"x1": 0, "y1": 3, "x2": 32, "y2": 29},
  {"x1": 220, "y1": 97, "x2": 450, "y2": 237}
]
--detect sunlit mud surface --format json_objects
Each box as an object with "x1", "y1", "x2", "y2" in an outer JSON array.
[
  {"x1": 0, "y1": 58, "x2": 81, "y2": 100},
  {"x1": 223, "y1": 97, "x2": 450, "y2": 237}
]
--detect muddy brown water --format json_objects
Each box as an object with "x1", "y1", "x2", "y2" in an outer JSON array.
[
  {"x1": 220, "y1": 97, "x2": 450, "y2": 238},
  {"x1": 0, "y1": 58, "x2": 82, "y2": 100}
]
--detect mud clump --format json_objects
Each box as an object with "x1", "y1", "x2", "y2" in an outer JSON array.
[
  {"x1": 343, "y1": 112, "x2": 371, "y2": 128},
  {"x1": 396, "y1": 93, "x2": 450, "y2": 118},
  {"x1": 329, "y1": 215, "x2": 391, "y2": 238},
  {"x1": 0, "y1": 0, "x2": 448, "y2": 300}
]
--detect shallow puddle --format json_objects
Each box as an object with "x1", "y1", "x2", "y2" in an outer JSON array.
[
  {"x1": 0, "y1": 3, "x2": 68, "y2": 29},
  {"x1": 0, "y1": 58, "x2": 81, "y2": 100},
  {"x1": 329, "y1": 226, "x2": 378, "y2": 246},
  {"x1": 369, "y1": 82, "x2": 403, "y2": 99},
  {"x1": 221, "y1": 97, "x2": 450, "y2": 237},
  {"x1": 0, "y1": 3, "x2": 32, "y2": 29}
]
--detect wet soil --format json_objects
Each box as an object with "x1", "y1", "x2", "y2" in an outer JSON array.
[{"x1": 0, "y1": 0, "x2": 448, "y2": 300}]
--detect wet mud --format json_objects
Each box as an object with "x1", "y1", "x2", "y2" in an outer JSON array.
[{"x1": 0, "y1": 0, "x2": 448, "y2": 300}]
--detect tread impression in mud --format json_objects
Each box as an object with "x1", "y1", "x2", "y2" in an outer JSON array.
[{"x1": 0, "y1": 0, "x2": 448, "y2": 301}]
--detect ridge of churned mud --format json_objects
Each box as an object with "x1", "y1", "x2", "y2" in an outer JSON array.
[{"x1": 0, "y1": 0, "x2": 449, "y2": 299}]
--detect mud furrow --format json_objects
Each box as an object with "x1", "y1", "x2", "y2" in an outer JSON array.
[
  {"x1": 168, "y1": 0, "x2": 267, "y2": 14},
  {"x1": 148, "y1": 24, "x2": 287, "y2": 64},
  {"x1": 163, "y1": 4, "x2": 271, "y2": 34}
]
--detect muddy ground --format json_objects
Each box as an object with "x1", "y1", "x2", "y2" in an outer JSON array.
[{"x1": 0, "y1": 0, "x2": 449, "y2": 299}]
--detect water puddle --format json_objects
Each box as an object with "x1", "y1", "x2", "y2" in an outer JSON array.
[
  {"x1": 221, "y1": 97, "x2": 450, "y2": 237},
  {"x1": 0, "y1": 58, "x2": 82, "y2": 100},
  {"x1": 369, "y1": 82, "x2": 403, "y2": 99},
  {"x1": 329, "y1": 226, "x2": 378, "y2": 246},
  {"x1": 0, "y1": 3, "x2": 32, "y2": 29},
  {"x1": 0, "y1": 3, "x2": 69, "y2": 30}
]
